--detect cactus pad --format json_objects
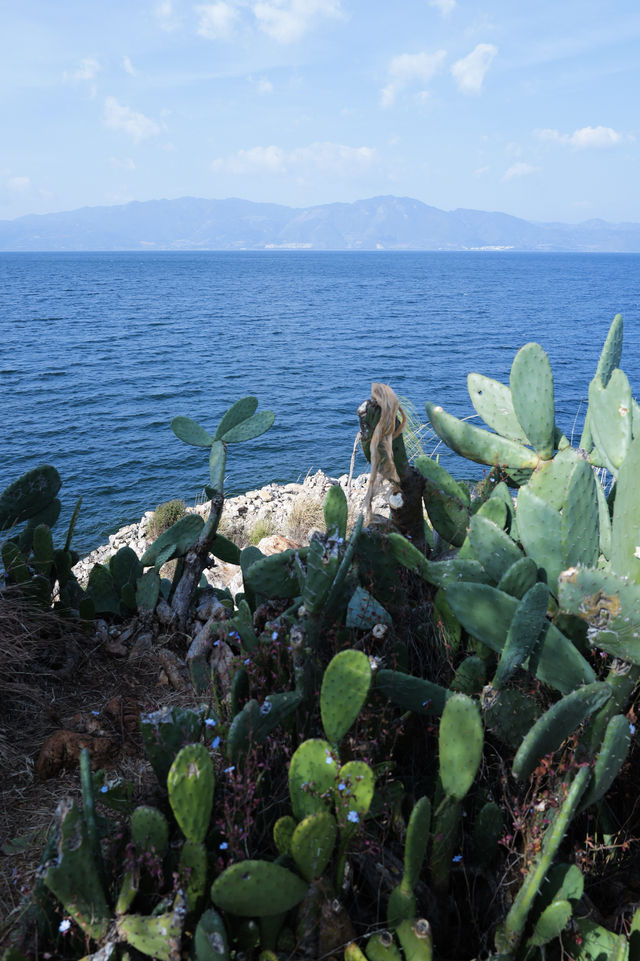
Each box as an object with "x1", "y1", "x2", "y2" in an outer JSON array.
[
  {"x1": 375, "y1": 668, "x2": 450, "y2": 716},
  {"x1": 288, "y1": 739, "x2": 339, "y2": 821},
  {"x1": 211, "y1": 860, "x2": 308, "y2": 916},
  {"x1": 291, "y1": 811, "x2": 337, "y2": 881},
  {"x1": 172, "y1": 415, "x2": 216, "y2": 447},
  {"x1": 321, "y1": 649, "x2": 372, "y2": 745},
  {"x1": 512, "y1": 682, "x2": 611, "y2": 781},
  {"x1": 0, "y1": 465, "x2": 61, "y2": 531},
  {"x1": 273, "y1": 815, "x2": 296, "y2": 857},
  {"x1": 168, "y1": 743, "x2": 215, "y2": 842},
  {"x1": 140, "y1": 513, "x2": 204, "y2": 568},
  {"x1": 194, "y1": 907, "x2": 230, "y2": 960},
  {"x1": 438, "y1": 694, "x2": 483, "y2": 801},
  {"x1": 425, "y1": 401, "x2": 539, "y2": 469},
  {"x1": 334, "y1": 760, "x2": 375, "y2": 832}
]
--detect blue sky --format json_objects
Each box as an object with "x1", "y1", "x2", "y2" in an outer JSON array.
[{"x1": 1, "y1": 0, "x2": 639, "y2": 222}]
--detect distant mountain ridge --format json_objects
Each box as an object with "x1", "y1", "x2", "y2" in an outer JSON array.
[{"x1": 2, "y1": 195, "x2": 640, "y2": 252}]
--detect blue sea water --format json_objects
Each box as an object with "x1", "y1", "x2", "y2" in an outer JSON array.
[{"x1": 1, "y1": 251, "x2": 639, "y2": 553}]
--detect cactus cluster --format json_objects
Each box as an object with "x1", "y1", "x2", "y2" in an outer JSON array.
[{"x1": 6, "y1": 318, "x2": 640, "y2": 961}]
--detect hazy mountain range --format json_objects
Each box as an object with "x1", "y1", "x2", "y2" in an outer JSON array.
[{"x1": 2, "y1": 195, "x2": 640, "y2": 252}]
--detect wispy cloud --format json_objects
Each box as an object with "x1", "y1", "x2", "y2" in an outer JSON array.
[
  {"x1": 380, "y1": 50, "x2": 447, "y2": 108},
  {"x1": 65, "y1": 58, "x2": 101, "y2": 82},
  {"x1": 108, "y1": 157, "x2": 136, "y2": 170},
  {"x1": 251, "y1": 0, "x2": 343, "y2": 44},
  {"x1": 8, "y1": 176, "x2": 31, "y2": 192},
  {"x1": 196, "y1": 2, "x2": 238, "y2": 40},
  {"x1": 257, "y1": 77, "x2": 274, "y2": 94},
  {"x1": 104, "y1": 97, "x2": 162, "y2": 143},
  {"x1": 502, "y1": 162, "x2": 539, "y2": 181},
  {"x1": 212, "y1": 141, "x2": 375, "y2": 175},
  {"x1": 537, "y1": 125, "x2": 629, "y2": 148},
  {"x1": 429, "y1": 0, "x2": 455, "y2": 16},
  {"x1": 451, "y1": 43, "x2": 497, "y2": 94},
  {"x1": 122, "y1": 56, "x2": 136, "y2": 76},
  {"x1": 156, "y1": 0, "x2": 181, "y2": 31}
]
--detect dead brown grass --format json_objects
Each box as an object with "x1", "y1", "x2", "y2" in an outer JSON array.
[{"x1": 0, "y1": 589, "x2": 202, "y2": 946}]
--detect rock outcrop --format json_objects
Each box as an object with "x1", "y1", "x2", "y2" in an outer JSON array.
[{"x1": 72, "y1": 470, "x2": 391, "y2": 593}]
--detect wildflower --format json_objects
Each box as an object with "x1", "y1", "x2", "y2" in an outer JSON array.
[
  {"x1": 211, "y1": 736, "x2": 221, "y2": 749},
  {"x1": 100, "y1": 785, "x2": 109, "y2": 794},
  {"x1": 271, "y1": 631, "x2": 279, "y2": 641},
  {"x1": 58, "y1": 919, "x2": 72, "y2": 933},
  {"x1": 219, "y1": 842, "x2": 228, "y2": 850},
  {"x1": 337, "y1": 782, "x2": 346, "y2": 791},
  {"x1": 630, "y1": 724, "x2": 636, "y2": 735},
  {"x1": 452, "y1": 854, "x2": 462, "y2": 863},
  {"x1": 205, "y1": 718, "x2": 217, "y2": 728},
  {"x1": 244, "y1": 658, "x2": 250, "y2": 665},
  {"x1": 224, "y1": 766, "x2": 235, "y2": 774},
  {"x1": 347, "y1": 810, "x2": 359, "y2": 824}
]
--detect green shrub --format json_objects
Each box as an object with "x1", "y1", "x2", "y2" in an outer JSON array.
[
  {"x1": 147, "y1": 498, "x2": 187, "y2": 539},
  {"x1": 248, "y1": 515, "x2": 277, "y2": 546}
]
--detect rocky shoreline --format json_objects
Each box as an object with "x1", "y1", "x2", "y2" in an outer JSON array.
[{"x1": 72, "y1": 470, "x2": 391, "y2": 596}]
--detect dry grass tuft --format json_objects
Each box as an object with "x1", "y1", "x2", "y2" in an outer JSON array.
[
  {"x1": 285, "y1": 494, "x2": 325, "y2": 543},
  {"x1": 248, "y1": 515, "x2": 277, "y2": 546}
]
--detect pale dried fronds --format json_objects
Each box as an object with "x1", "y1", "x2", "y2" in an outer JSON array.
[{"x1": 363, "y1": 383, "x2": 406, "y2": 524}]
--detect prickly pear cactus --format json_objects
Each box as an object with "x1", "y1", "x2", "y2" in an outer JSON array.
[
  {"x1": 167, "y1": 743, "x2": 215, "y2": 843},
  {"x1": 289, "y1": 739, "x2": 339, "y2": 821},
  {"x1": 290, "y1": 811, "x2": 338, "y2": 882},
  {"x1": 438, "y1": 694, "x2": 483, "y2": 802},
  {"x1": 0, "y1": 465, "x2": 61, "y2": 531},
  {"x1": 321, "y1": 649, "x2": 372, "y2": 746},
  {"x1": 210, "y1": 860, "x2": 308, "y2": 916}
]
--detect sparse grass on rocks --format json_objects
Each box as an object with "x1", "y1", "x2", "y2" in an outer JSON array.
[{"x1": 147, "y1": 498, "x2": 187, "y2": 538}]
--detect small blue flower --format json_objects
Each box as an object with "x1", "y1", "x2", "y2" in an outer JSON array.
[
  {"x1": 212, "y1": 736, "x2": 221, "y2": 749},
  {"x1": 630, "y1": 724, "x2": 636, "y2": 735},
  {"x1": 325, "y1": 755, "x2": 334, "y2": 765},
  {"x1": 347, "y1": 810, "x2": 359, "y2": 824},
  {"x1": 224, "y1": 766, "x2": 235, "y2": 774},
  {"x1": 205, "y1": 717, "x2": 217, "y2": 728},
  {"x1": 91, "y1": 710, "x2": 100, "y2": 716},
  {"x1": 58, "y1": 919, "x2": 72, "y2": 933},
  {"x1": 244, "y1": 658, "x2": 250, "y2": 665},
  {"x1": 100, "y1": 785, "x2": 109, "y2": 794},
  {"x1": 271, "y1": 631, "x2": 279, "y2": 640},
  {"x1": 337, "y1": 782, "x2": 346, "y2": 791},
  {"x1": 452, "y1": 854, "x2": 463, "y2": 863},
  {"x1": 219, "y1": 842, "x2": 228, "y2": 850}
]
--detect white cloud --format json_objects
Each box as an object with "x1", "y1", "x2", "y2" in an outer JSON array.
[
  {"x1": 156, "y1": 0, "x2": 181, "y2": 31},
  {"x1": 257, "y1": 77, "x2": 274, "y2": 94},
  {"x1": 380, "y1": 50, "x2": 447, "y2": 108},
  {"x1": 104, "y1": 97, "x2": 162, "y2": 143},
  {"x1": 537, "y1": 125, "x2": 627, "y2": 149},
  {"x1": 451, "y1": 43, "x2": 497, "y2": 94},
  {"x1": 196, "y1": 2, "x2": 238, "y2": 39},
  {"x1": 213, "y1": 145, "x2": 287, "y2": 174},
  {"x1": 8, "y1": 176, "x2": 31, "y2": 192},
  {"x1": 502, "y1": 162, "x2": 539, "y2": 181},
  {"x1": 473, "y1": 165, "x2": 490, "y2": 177},
  {"x1": 429, "y1": 0, "x2": 455, "y2": 16},
  {"x1": 212, "y1": 141, "x2": 375, "y2": 175},
  {"x1": 108, "y1": 157, "x2": 136, "y2": 170},
  {"x1": 123, "y1": 56, "x2": 136, "y2": 76},
  {"x1": 65, "y1": 58, "x2": 101, "y2": 82},
  {"x1": 252, "y1": 0, "x2": 343, "y2": 44}
]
